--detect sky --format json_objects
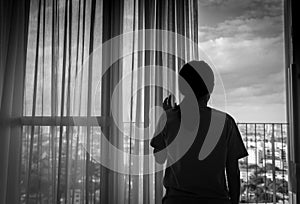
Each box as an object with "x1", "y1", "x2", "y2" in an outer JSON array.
[{"x1": 197, "y1": 0, "x2": 286, "y2": 123}]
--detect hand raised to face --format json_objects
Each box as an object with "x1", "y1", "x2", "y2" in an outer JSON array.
[{"x1": 162, "y1": 94, "x2": 177, "y2": 111}]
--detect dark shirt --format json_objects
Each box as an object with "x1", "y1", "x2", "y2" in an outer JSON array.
[{"x1": 150, "y1": 103, "x2": 248, "y2": 201}]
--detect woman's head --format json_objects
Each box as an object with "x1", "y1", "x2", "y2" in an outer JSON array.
[{"x1": 179, "y1": 60, "x2": 214, "y2": 100}]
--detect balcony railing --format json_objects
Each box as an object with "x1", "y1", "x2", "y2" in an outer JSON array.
[
  {"x1": 237, "y1": 123, "x2": 288, "y2": 204},
  {"x1": 20, "y1": 120, "x2": 289, "y2": 203}
]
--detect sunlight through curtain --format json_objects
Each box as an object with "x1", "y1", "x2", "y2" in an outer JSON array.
[
  {"x1": 0, "y1": 0, "x2": 30, "y2": 203},
  {"x1": 20, "y1": 0, "x2": 200, "y2": 203}
]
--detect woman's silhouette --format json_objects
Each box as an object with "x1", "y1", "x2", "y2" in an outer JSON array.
[{"x1": 151, "y1": 61, "x2": 248, "y2": 204}]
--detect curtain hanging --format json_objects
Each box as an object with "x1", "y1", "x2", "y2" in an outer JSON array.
[
  {"x1": 0, "y1": 0, "x2": 31, "y2": 204},
  {"x1": 3, "y1": 0, "x2": 200, "y2": 203}
]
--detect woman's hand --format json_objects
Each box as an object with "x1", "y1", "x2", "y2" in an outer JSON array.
[{"x1": 162, "y1": 94, "x2": 177, "y2": 111}]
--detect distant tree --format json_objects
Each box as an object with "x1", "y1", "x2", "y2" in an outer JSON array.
[
  {"x1": 265, "y1": 163, "x2": 280, "y2": 171},
  {"x1": 248, "y1": 164, "x2": 259, "y2": 169}
]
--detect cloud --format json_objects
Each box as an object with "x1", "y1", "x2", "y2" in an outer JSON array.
[
  {"x1": 226, "y1": 103, "x2": 286, "y2": 123},
  {"x1": 198, "y1": 0, "x2": 285, "y2": 122},
  {"x1": 244, "y1": 0, "x2": 283, "y2": 18},
  {"x1": 202, "y1": 35, "x2": 285, "y2": 108},
  {"x1": 199, "y1": 0, "x2": 282, "y2": 18},
  {"x1": 200, "y1": 35, "x2": 284, "y2": 73},
  {"x1": 199, "y1": 15, "x2": 283, "y2": 41}
]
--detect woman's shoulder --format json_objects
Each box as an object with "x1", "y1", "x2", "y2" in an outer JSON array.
[
  {"x1": 208, "y1": 107, "x2": 240, "y2": 129},
  {"x1": 164, "y1": 106, "x2": 181, "y2": 123}
]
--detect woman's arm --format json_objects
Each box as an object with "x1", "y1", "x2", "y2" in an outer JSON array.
[
  {"x1": 226, "y1": 116, "x2": 248, "y2": 203},
  {"x1": 150, "y1": 135, "x2": 167, "y2": 164},
  {"x1": 151, "y1": 95, "x2": 175, "y2": 164}
]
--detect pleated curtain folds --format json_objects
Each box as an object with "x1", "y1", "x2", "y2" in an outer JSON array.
[
  {"x1": 0, "y1": 0, "x2": 31, "y2": 204},
  {"x1": 0, "y1": 0, "x2": 200, "y2": 203}
]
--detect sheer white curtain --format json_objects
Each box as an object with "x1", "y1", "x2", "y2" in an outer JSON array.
[
  {"x1": 0, "y1": 0, "x2": 30, "y2": 204},
  {"x1": 12, "y1": 0, "x2": 200, "y2": 203}
]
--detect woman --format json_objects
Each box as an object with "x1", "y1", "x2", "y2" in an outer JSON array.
[{"x1": 151, "y1": 61, "x2": 248, "y2": 204}]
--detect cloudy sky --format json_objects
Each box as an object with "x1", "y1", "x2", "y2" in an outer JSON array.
[{"x1": 197, "y1": 0, "x2": 286, "y2": 123}]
